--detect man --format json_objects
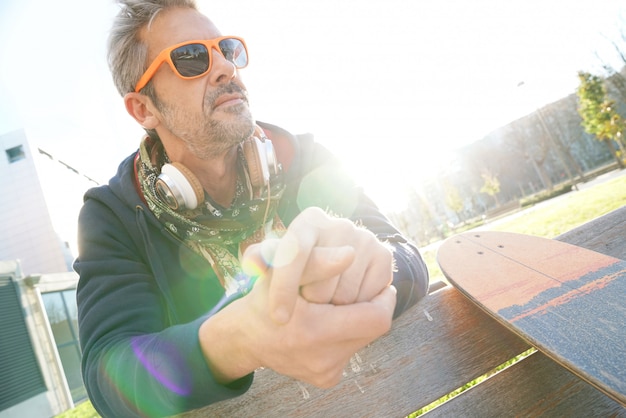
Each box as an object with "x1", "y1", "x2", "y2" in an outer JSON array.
[{"x1": 75, "y1": 0, "x2": 428, "y2": 416}]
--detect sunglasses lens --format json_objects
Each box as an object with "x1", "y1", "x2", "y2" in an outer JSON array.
[
  {"x1": 219, "y1": 38, "x2": 248, "y2": 68},
  {"x1": 171, "y1": 44, "x2": 209, "y2": 77}
]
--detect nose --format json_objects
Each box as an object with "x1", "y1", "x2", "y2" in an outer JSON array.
[{"x1": 208, "y1": 47, "x2": 236, "y2": 85}]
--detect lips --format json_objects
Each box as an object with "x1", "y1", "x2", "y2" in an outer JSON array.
[{"x1": 213, "y1": 93, "x2": 245, "y2": 109}]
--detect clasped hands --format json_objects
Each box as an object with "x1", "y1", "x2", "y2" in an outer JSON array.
[
  {"x1": 200, "y1": 207, "x2": 396, "y2": 388},
  {"x1": 248, "y1": 206, "x2": 396, "y2": 322}
]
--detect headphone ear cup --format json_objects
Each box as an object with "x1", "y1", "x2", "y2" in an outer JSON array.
[
  {"x1": 155, "y1": 162, "x2": 204, "y2": 210},
  {"x1": 170, "y1": 162, "x2": 205, "y2": 205},
  {"x1": 243, "y1": 137, "x2": 268, "y2": 189}
]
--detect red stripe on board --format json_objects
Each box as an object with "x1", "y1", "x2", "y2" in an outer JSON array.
[{"x1": 509, "y1": 269, "x2": 625, "y2": 323}]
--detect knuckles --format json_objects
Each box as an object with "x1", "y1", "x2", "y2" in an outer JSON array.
[{"x1": 255, "y1": 206, "x2": 395, "y2": 388}]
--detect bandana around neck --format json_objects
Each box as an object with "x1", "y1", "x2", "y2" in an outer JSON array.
[{"x1": 135, "y1": 134, "x2": 286, "y2": 295}]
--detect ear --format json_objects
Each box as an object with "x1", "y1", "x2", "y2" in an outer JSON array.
[{"x1": 124, "y1": 92, "x2": 160, "y2": 130}]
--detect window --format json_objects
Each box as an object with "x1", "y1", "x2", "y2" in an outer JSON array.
[
  {"x1": 42, "y1": 290, "x2": 87, "y2": 403},
  {"x1": 6, "y1": 145, "x2": 26, "y2": 163}
]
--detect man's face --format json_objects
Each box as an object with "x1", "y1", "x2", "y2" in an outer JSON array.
[{"x1": 142, "y1": 7, "x2": 255, "y2": 159}]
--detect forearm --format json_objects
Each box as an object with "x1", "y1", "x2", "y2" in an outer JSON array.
[
  {"x1": 198, "y1": 302, "x2": 261, "y2": 385},
  {"x1": 76, "y1": 199, "x2": 253, "y2": 417},
  {"x1": 83, "y1": 318, "x2": 253, "y2": 417}
]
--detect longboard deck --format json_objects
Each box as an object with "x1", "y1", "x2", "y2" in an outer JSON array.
[{"x1": 437, "y1": 231, "x2": 626, "y2": 406}]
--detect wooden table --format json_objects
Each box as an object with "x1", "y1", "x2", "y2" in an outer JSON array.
[{"x1": 183, "y1": 205, "x2": 626, "y2": 417}]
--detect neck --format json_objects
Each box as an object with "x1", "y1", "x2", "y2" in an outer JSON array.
[{"x1": 190, "y1": 147, "x2": 240, "y2": 208}]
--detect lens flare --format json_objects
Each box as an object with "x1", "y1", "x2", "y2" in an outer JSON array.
[
  {"x1": 130, "y1": 336, "x2": 192, "y2": 397},
  {"x1": 99, "y1": 337, "x2": 194, "y2": 417},
  {"x1": 296, "y1": 165, "x2": 358, "y2": 217},
  {"x1": 241, "y1": 257, "x2": 265, "y2": 279}
]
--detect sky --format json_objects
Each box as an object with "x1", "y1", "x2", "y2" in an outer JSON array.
[{"x1": 1, "y1": 0, "x2": 625, "y2": 224}]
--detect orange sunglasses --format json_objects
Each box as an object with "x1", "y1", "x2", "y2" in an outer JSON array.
[{"x1": 134, "y1": 36, "x2": 248, "y2": 92}]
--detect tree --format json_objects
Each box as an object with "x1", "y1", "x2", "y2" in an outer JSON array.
[
  {"x1": 443, "y1": 180, "x2": 464, "y2": 222},
  {"x1": 480, "y1": 171, "x2": 501, "y2": 206},
  {"x1": 387, "y1": 187, "x2": 443, "y2": 246},
  {"x1": 576, "y1": 71, "x2": 626, "y2": 168}
]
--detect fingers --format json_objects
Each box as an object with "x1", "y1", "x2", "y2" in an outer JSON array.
[
  {"x1": 243, "y1": 206, "x2": 394, "y2": 323},
  {"x1": 298, "y1": 245, "x2": 357, "y2": 303},
  {"x1": 270, "y1": 244, "x2": 358, "y2": 322},
  {"x1": 301, "y1": 284, "x2": 397, "y2": 347},
  {"x1": 243, "y1": 242, "x2": 355, "y2": 287},
  {"x1": 329, "y1": 229, "x2": 394, "y2": 305},
  {"x1": 269, "y1": 234, "x2": 313, "y2": 323},
  {"x1": 267, "y1": 208, "x2": 333, "y2": 323}
]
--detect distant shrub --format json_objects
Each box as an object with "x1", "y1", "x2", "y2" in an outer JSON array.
[{"x1": 520, "y1": 184, "x2": 573, "y2": 208}]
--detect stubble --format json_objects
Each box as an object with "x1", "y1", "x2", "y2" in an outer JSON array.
[{"x1": 156, "y1": 83, "x2": 255, "y2": 159}]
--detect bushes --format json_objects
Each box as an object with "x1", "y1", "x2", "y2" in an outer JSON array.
[{"x1": 520, "y1": 184, "x2": 573, "y2": 208}]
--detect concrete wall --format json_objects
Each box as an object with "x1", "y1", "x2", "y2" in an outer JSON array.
[{"x1": 0, "y1": 130, "x2": 68, "y2": 276}]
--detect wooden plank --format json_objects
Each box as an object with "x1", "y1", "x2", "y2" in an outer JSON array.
[
  {"x1": 429, "y1": 351, "x2": 626, "y2": 417},
  {"x1": 182, "y1": 287, "x2": 529, "y2": 417},
  {"x1": 556, "y1": 205, "x2": 626, "y2": 260}
]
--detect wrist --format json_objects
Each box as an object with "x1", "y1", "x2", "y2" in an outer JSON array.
[{"x1": 198, "y1": 300, "x2": 260, "y2": 384}]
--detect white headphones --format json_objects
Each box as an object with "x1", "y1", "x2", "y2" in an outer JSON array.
[{"x1": 155, "y1": 129, "x2": 280, "y2": 211}]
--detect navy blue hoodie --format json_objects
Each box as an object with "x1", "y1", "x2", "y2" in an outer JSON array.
[{"x1": 74, "y1": 123, "x2": 428, "y2": 417}]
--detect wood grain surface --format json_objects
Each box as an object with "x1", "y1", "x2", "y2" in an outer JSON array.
[
  {"x1": 181, "y1": 288, "x2": 530, "y2": 417},
  {"x1": 181, "y1": 206, "x2": 626, "y2": 417}
]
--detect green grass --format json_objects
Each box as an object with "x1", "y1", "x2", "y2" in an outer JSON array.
[
  {"x1": 490, "y1": 175, "x2": 626, "y2": 237},
  {"x1": 423, "y1": 174, "x2": 626, "y2": 285},
  {"x1": 407, "y1": 348, "x2": 538, "y2": 417},
  {"x1": 55, "y1": 400, "x2": 99, "y2": 418}
]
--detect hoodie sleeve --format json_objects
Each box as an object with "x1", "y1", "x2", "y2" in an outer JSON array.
[{"x1": 74, "y1": 193, "x2": 252, "y2": 418}]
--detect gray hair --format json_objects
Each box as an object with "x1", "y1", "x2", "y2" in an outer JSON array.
[{"x1": 107, "y1": 0, "x2": 199, "y2": 99}]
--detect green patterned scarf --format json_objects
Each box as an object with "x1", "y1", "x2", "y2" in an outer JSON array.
[{"x1": 135, "y1": 135, "x2": 286, "y2": 295}]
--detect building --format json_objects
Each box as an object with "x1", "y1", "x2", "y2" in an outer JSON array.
[
  {"x1": 0, "y1": 129, "x2": 74, "y2": 275},
  {"x1": 1, "y1": 129, "x2": 97, "y2": 417}
]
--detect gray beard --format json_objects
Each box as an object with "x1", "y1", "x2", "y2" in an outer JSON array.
[
  {"x1": 155, "y1": 84, "x2": 255, "y2": 159},
  {"x1": 187, "y1": 109, "x2": 255, "y2": 159}
]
